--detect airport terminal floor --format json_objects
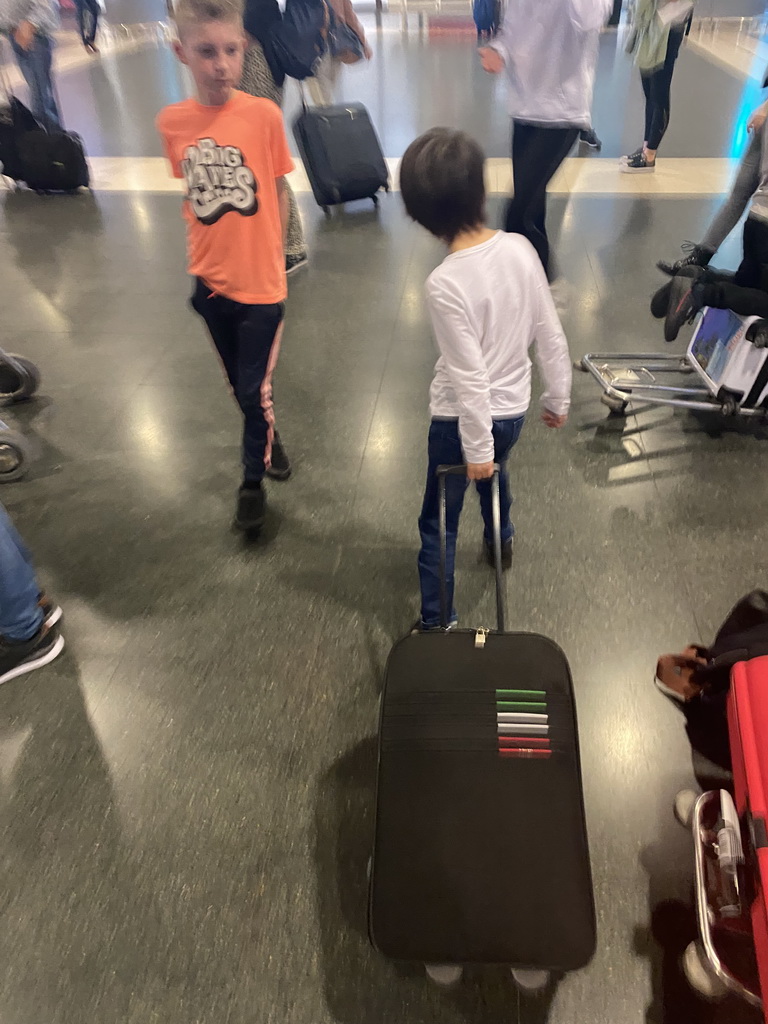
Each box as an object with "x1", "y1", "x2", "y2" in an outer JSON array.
[{"x1": 1, "y1": 3, "x2": 767, "y2": 1022}]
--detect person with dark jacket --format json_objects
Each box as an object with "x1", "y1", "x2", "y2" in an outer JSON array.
[{"x1": 241, "y1": 0, "x2": 308, "y2": 275}]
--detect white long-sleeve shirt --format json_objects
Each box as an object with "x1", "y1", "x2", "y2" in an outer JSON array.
[
  {"x1": 490, "y1": 0, "x2": 612, "y2": 128},
  {"x1": 426, "y1": 232, "x2": 572, "y2": 464}
]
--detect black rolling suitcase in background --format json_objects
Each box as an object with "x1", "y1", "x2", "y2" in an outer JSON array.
[
  {"x1": 293, "y1": 100, "x2": 388, "y2": 213},
  {"x1": 369, "y1": 466, "x2": 596, "y2": 983}
]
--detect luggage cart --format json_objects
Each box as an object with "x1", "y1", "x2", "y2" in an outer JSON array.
[
  {"x1": 579, "y1": 309, "x2": 768, "y2": 420},
  {"x1": 0, "y1": 349, "x2": 40, "y2": 483}
]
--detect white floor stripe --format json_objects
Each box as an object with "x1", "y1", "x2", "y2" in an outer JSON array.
[{"x1": 84, "y1": 155, "x2": 741, "y2": 196}]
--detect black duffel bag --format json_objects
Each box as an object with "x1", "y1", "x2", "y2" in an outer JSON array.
[{"x1": 18, "y1": 127, "x2": 90, "y2": 192}]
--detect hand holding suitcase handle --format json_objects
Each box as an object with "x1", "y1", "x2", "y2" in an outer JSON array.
[{"x1": 436, "y1": 464, "x2": 506, "y2": 634}]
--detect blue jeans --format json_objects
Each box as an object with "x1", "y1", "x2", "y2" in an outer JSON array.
[
  {"x1": 417, "y1": 416, "x2": 525, "y2": 628},
  {"x1": 0, "y1": 504, "x2": 43, "y2": 642},
  {"x1": 11, "y1": 33, "x2": 61, "y2": 131}
]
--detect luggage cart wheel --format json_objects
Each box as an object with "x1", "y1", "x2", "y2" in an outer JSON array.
[
  {"x1": 574, "y1": 357, "x2": 589, "y2": 373},
  {"x1": 425, "y1": 965, "x2": 463, "y2": 987},
  {"x1": 600, "y1": 393, "x2": 629, "y2": 416},
  {"x1": 682, "y1": 942, "x2": 728, "y2": 1000},
  {"x1": 7, "y1": 355, "x2": 41, "y2": 400},
  {"x1": 0, "y1": 428, "x2": 31, "y2": 483}
]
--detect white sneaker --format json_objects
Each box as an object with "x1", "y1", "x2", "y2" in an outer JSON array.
[
  {"x1": 510, "y1": 968, "x2": 550, "y2": 991},
  {"x1": 674, "y1": 789, "x2": 698, "y2": 828},
  {"x1": 425, "y1": 964, "x2": 463, "y2": 986}
]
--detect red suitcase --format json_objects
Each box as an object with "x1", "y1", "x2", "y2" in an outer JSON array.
[{"x1": 727, "y1": 656, "x2": 768, "y2": 1018}]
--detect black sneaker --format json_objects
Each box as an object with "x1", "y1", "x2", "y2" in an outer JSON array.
[
  {"x1": 235, "y1": 484, "x2": 266, "y2": 532},
  {"x1": 650, "y1": 280, "x2": 673, "y2": 319},
  {"x1": 664, "y1": 267, "x2": 706, "y2": 343},
  {"x1": 621, "y1": 146, "x2": 644, "y2": 165},
  {"x1": 0, "y1": 625, "x2": 65, "y2": 686},
  {"x1": 747, "y1": 319, "x2": 768, "y2": 349},
  {"x1": 410, "y1": 618, "x2": 458, "y2": 634},
  {"x1": 265, "y1": 432, "x2": 292, "y2": 481},
  {"x1": 484, "y1": 537, "x2": 514, "y2": 570},
  {"x1": 621, "y1": 151, "x2": 656, "y2": 173},
  {"x1": 657, "y1": 242, "x2": 715, "y2": 277},
  {"x1": 579, "y1": 129, "x2": 602, "y2": 150},
  {"x1": 286, "y1": 253, "x2": 308, "y2": 277}
]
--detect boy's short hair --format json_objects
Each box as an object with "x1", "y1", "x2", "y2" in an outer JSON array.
[
  {"x1": 399, "y1": 128, "x2": 486, "y2": 243},
  {"x1": 173, "y1": 0, "x2": 243, "y2": 36}
]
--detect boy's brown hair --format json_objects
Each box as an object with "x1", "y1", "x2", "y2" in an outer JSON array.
[
  {"x1": 399, "y1": 128, "x2": 486, "y2": 244},
  {"x1": 172, "y1": 0, "x2": 244, "y2": 36}
]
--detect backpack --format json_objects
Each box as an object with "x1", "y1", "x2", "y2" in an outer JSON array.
[
  {"x1": 326, "y1": 6, "x2": 363, "y2": 64},
  {"x1": 473, "y1": 0, "x2": 501, "y2": 38},
  {"x1": 683, "y1": 591, "x2": 768, "y2": 770},
  {"x1": 17, "y1": 128, "x2": 90, "y2": 192},
  {"x1": 269, "y1": 0, "x2": 327, "y2": 81}
]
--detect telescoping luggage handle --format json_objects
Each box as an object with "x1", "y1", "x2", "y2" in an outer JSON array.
[{"x1": 437, "y1": 464, "x2": 506, "y2": 634}]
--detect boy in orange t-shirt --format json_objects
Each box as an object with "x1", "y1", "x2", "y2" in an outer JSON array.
[{"x1": 157, "y1": 0, "x2": 294, "y2": 532}]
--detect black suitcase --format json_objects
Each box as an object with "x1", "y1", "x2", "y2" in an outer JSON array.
[
  {"x1": 293, "y1": 101, "x2": 388, "y2": 213},
  {"x1": 369, "y1": 466, "x2": 595, "y2": 978}
]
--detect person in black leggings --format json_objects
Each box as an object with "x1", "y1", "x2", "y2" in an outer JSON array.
[
  {"x1": 622, "y1": 3, "x2": 693, "y2": 173},
  {"x1": 74, "y1": 0, "x2": 100, "y2": 52},
  {"x1": 479, "y1": 0, "x2": 612, "y2": 283}
]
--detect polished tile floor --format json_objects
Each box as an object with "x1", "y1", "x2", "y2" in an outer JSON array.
[{"x1": 1, "y1": 9, "x2": 767, "y2": 1024}]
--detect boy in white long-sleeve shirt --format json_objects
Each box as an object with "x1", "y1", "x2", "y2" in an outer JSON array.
[{"x1": 400, "y1": 128, "x2": 573, "y2": 630}]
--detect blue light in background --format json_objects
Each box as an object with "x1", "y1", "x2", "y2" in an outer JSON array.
[{"x1": 730, "y1": 47, "x2": 766, "y2": 156}]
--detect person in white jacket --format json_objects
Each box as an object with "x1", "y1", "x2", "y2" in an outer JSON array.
[
  {"x1": 480, "y1": 0, "x2": 612, "y2": 282},
  {"x1": 399, "y1": 128, "x2": 572, "y2": 631}
]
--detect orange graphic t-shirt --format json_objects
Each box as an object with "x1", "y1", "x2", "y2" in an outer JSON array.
[{"x1": 156, "y1": 90, "x2": 294, "y2": 305}]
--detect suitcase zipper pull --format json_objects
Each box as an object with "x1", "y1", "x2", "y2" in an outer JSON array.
[{"x1": 474, "y1": 628, "x2": 489, "y2": 649}]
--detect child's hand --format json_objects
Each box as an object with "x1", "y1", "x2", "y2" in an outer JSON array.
[
  {"x1": 542, "y1": 410, "x2": 567, "y2": 428},
  {"x1": 479, "y1": 48, "x2": 504, "y2": 74},
  {"x1": 467, "y1": 461, "x2": 495, "y2": 480}
]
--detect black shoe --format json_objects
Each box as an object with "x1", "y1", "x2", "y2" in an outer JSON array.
[
  {"x1": 286, "y1": 253, "x2": 308, "y2": 276},
  {"x1": 650, "y1": 280, "x2": 673, "y2": 319},
  {"x1": 265, "y1": 432, "x2": 292, "y2": 481},
  {"x1": 484, "y1": 537, "x2": 513, "y2": 570},
  {"x1": 621, "y1": 151, "x2": 656, "y2": 173},
  {"x1": 747, "y1": 319, "x2": 768, "y2": 349},
  {"x1": 657, "y1": 242, "x2": 715, "y2": 277},
  {"x1": 664, "y1": 267, "x2": 706, "y2": 343},
  {"x1": 0, "y1": 625, "x2": 65, "y2": 686},
  {"x1": 579, "y1": 129, "x2": 602, "y2": 150},
  {"x1": 410, "y1": 618, "x2": 458, "y2": 634},
  {"x1": 235, "y1": 484, "x2": 266, "y2": 531}
]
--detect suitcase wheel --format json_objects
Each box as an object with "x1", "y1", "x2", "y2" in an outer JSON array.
[
  {"x1": 372, "y1": 194, "x2": 379, "y2": 207},
  {"x1": 322, "y1": 205, "x2": 331, "y2": 217}
]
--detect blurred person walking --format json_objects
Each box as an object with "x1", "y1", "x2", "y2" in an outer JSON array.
[
  {"x1": 0, "y1": 0, "x2": 62, "y2": 129},
  {"x1": 241, "y1": 0, "x2": 308, "y2": 274},
  {"x1": 306, "y1": 0, "x2": 371, "y2": 107},
  {"x1": 0, "y1": 503, "x2": 64, "y2": 686},
  {"x1": 479, "y1": 0, "x2": 612, "y2": 287},
  {"x1": 621, "y1": 0, "x2": 694, "y2": 173},
  {"x1": 74, "y1": 0, "x2": 100, "y2": 53}
]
